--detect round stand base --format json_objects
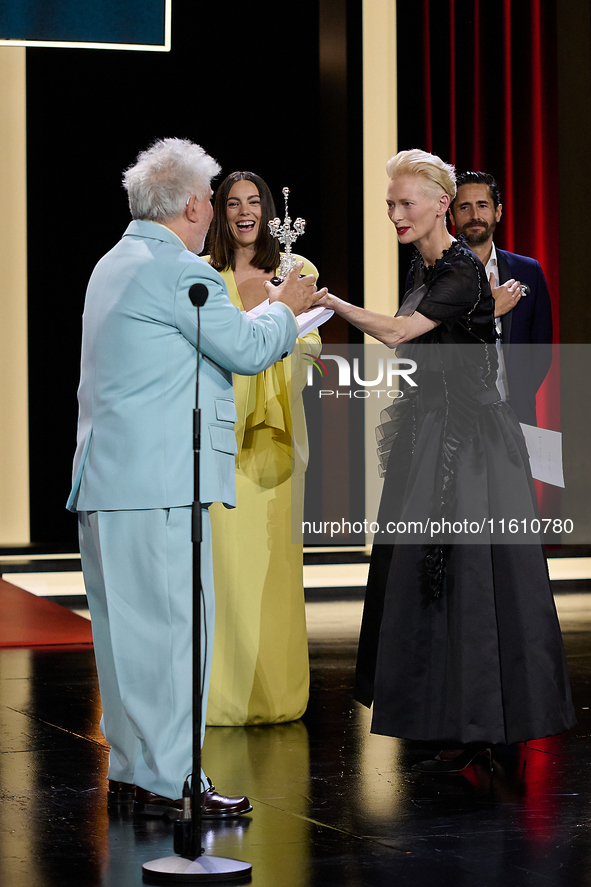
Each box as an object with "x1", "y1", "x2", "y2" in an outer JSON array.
[{"x1": 142, "y1": 854, "x2": 252, "y2": 884}]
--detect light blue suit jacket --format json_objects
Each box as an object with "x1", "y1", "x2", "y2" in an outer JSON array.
[{"x1": 67, "y1": 220, "x2": 298, "y2": 511}]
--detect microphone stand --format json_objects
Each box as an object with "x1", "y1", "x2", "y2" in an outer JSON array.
[{"x1": 142, "y1": 283, "x2": 252, "y2": 883}]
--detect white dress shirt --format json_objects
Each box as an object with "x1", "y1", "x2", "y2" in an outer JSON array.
[{"x1": 485, "y1": 243, "x2": 509, "y2": 401}]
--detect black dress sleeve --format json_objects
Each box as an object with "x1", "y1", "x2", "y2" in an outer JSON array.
[{"x1": 416, "y1": 254, "x2": 482, "y2": 326}]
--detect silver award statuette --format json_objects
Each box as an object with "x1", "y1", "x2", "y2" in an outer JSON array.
[{"x1": 268, "y1": 187, "x2": 306, "y2": 281}]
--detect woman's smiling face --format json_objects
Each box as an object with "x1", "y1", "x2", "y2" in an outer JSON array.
[{"x1": 226, "y1": 179, "x2": 262, "y2": 248}]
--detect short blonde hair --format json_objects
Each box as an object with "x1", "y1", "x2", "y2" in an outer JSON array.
[{"x1": 386, "y1": 149, "x2": 456, "y2": 201}]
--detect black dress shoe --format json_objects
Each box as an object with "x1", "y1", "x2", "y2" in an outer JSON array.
[
  {"x1": 412, "y1": 746, "x2": 493, "y2": 774},
  {"x1": 134, "y1": 782, "x2": 252, "y2": 820},
  {"x1": 107, "y1": 780, "x2": 136, "y2": 805}
]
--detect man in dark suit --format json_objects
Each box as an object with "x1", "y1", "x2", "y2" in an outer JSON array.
[{"x1": 449, "y1": 171, "x2": 553, "y2": 425}]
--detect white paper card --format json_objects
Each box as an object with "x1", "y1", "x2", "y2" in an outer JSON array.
[
  {"x1": 520, "y1": 423, "x2": 565, "y2": 488},
  {"x1": 246, "y1": 299, "x2": 334, "y2": 336}
]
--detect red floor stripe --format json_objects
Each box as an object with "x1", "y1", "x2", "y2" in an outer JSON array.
[{"x1": 0, "y1": 577, "x2": 93, "y2": 647}]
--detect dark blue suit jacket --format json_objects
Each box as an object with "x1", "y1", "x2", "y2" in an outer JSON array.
[
  {"x1": 403, "y1": 247, "x2": 553, "y2": 425},
  {"x1": 496, "y1": 248, "x2": 553, "y2": 425}
]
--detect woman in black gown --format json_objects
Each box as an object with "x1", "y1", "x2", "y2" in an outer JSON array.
[{"x1": 316, "y1": 149, "x2": 575, "y2": 771}]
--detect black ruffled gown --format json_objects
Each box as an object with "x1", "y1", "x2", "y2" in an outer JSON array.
[{"x1": 354, "y1": 240, "x2": 575, "y2": 745}]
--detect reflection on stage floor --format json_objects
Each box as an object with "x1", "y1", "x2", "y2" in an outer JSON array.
[{"x1": 0, "y1": 585, "x2": 590, "y2": 886}]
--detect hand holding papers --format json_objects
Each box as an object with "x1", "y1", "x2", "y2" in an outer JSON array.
[{"x1": 247, "y1": 299, "x2": 334, "y2": 337}]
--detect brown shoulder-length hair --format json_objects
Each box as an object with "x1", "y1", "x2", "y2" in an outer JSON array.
[{"x1": 206, "y1": 171, "x2": 281, "y2": 272}]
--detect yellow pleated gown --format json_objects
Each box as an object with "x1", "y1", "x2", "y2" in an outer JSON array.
[{"x1": 205, "y1": 255, "x2": 321, "y2": 725}]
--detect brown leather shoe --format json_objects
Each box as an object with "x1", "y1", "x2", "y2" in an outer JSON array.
[
  {"x1": 107, "y1": 780, "x2": 136, "y2": 805},
  {"x1": 134, "y1": 782, "x2": 252, "y2": 819},
  {"x1": 134, "y1": 787, "x2": 182, "y2": 819},
  {"x1": 202, "y1": 781, "x2": 252, "y2": 819}
]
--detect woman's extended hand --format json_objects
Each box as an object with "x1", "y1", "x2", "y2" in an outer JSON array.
[
  {"x1": 266, "y1": 262, "x2": 328, "y2": 315},
  {"x1": 312, "y1": 291, "x2": 337, "y2": 310},
  {"x1": 306, "y1": 291, "x2": 439, "y2": 346}
]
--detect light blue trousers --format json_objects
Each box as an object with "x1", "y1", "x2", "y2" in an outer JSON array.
[{"x1": 78, "y1": 506, "x2": 213, "y2": 798}]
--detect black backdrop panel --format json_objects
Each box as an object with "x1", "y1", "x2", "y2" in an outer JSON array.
[
  {"x1": 0, "y1": 0, "x2": 166, "y2": 46},
  {"x1": 25, "y1": 0, "x2": 362, "y2": 549}
]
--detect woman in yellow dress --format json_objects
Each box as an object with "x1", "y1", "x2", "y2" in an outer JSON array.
[{"x1": 203, "y1": 171, "x2": 321, "y2": 725}]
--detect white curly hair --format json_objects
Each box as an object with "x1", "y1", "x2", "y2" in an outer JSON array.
[{"x1": 123, "y1": 138, "x2": 221, "y2": 221}]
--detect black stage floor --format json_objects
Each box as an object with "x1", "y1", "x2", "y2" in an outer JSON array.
[{"x1": 1, "y1": 593, "x2": 590, "y2": 887}]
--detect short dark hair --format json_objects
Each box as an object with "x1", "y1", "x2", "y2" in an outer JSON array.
[
  {"x1": 206, "y1": 171, "x2": 280, "y2": 272},
  {"x1": 452, "y1": 171, "x2": 502, "y2": 209}
]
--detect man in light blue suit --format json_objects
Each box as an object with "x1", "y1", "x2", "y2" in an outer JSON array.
[{"x1": 67, "y1": 138, "x2": 324, "y2": 818}]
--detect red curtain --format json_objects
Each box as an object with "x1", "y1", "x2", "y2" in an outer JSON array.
[
  {"x1": 399, "y1": 0, "x2": 560, "y2": 510},
  {"x1": 408, "y1": 0, "x2": 559, "y2": 342}
]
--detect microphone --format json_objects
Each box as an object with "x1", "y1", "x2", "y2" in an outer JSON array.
[{"x1": 189, "y1": 283, "x2": 208, "y2": 307}]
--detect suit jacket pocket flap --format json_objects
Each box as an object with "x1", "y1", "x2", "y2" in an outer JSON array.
[
  {"x1": 210, "y1": 424, "x2": 238, "y2": 455},
  {"x1": 215, "y1": 398, "x2": 238, "y2": 422}
]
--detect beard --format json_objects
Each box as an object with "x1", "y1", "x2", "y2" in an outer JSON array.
[{"x1": 457, "y1": 218, "x2": 496, "y2": 245}]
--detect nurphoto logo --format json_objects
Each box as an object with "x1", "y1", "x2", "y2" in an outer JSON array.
[
  {"x1": 305, "y1": 354, "x2": 418, "y2": 399},
  {"x1": 303, "y1": 353, "x2": 329, "y2": 377}
]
